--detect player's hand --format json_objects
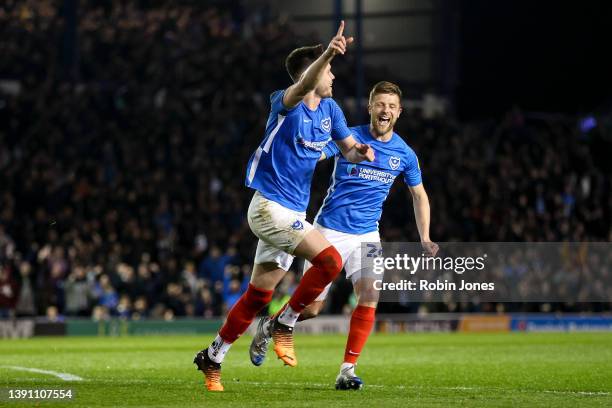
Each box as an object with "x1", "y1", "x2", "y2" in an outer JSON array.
[
  {"x1": 355, "y1": 143, "x2": 375, "y2": 161},
  {"x1": 326, "y1": 20, "x2": 354, "y2": 57},
  {"x1": 421, "y1": 241, "x2": 439, "y2": 257}
]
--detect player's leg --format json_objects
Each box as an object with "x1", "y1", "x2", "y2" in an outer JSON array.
[
  {"x1": 297, "y1": 227, "x2": 350, "y2": 321},
  {"x1": 247, "y1": 260, "x2": 296, "y2": 367},
  {"x1": 335, "y1": 277, "x2": 377, "y2": 390},
  {"x1": 270, "y1": 228, "x2": 346, "y2": 366},
  {"x1": 196, "y1": 192, "x2": 305, "y2": 387},
  {"x1": 335, "y1": 233, "x2": 380, "y2": 390},
  {"x1": 195, "y1": 239, "x2": 292, "y2": 391},
  {"x1": 272, "y1": 229, "x2": 340, "y2": 325},
  {"x1": 292, "y1": 250, "x2": 337, "y2": 322},
  {"x1": 213, "y1": 262, "x2": 284, "y2": 357},
  {"x1": 250, "y1": 249, "x2": 335, "y2": 366},
  {"x1": 298, "y1": 299, "x2": 326, "y2": 321},
  {"x1": 250, "y1": 300, "x2": 327, "y2": 366}
]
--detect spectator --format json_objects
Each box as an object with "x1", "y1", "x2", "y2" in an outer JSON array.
[
  {"x1": 131, "y1": 296, "x2": 149, "y2": 320},
  {"x1": 195, "y1": 288, "x2": 217, "y2": 318},
  {"x1": 95, "y1": 274, "x2": 119, "y2": 313},
  {"x1": 92, "y1": 305, "x2": 110, "y2": 322},
  {"x1": 45, "y1": 305, "x2": 64, "y2": 322},
  {"x1": 0, "y1": 1, "x2": 609, "y2": 318},
  {"x1": 116, "y1": 294, "x2": 132, "y2": 319},
  {"x1": 161, "y1": 282, "x2": 187, "y2": 316},
  {"x1": 15, "y1": 261, "x2": 36, "y2": 316},
  {"x1": 0, "y1": 264, "x2": 18, "y2": 318},
  {"x1": 182, "y1": 261, "x2": 199, "y2": 297},
  {"x1": 224, "y1": 279, "x2": 243, "y2": 311},
  {"x1": 64, "y1": 265, "x2": 91, "y2": 316},
  {"x1": 199, "y1": 246, "x2": 231, "y2": 285}
]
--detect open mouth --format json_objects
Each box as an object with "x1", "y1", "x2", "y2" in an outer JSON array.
[{"x1": 377, "y1": 116, "x2": 390, "y2": 127}]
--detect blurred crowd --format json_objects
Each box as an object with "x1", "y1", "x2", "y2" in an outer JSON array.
[{"x1": 1, "y1": 1, "x2": 610, "y2": 320}]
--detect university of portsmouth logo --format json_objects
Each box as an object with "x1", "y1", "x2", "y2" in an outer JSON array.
[
  {"x1": 321, "y1": 117, "x2": 331, "y2": 132},
  {"x1": 291, "y1": 220, "x2": 304, "y2": 230},
  {"x1": 347, "y1": 164, "x2": 359, "y2": 176},
  {"x1": 389, "y1": 156, "x2": 401, "y2": 170}
]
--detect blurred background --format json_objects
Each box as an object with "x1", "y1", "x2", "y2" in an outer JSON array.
[{"x1": 1, "y1": 0, "x2": 611, "y2": 326}]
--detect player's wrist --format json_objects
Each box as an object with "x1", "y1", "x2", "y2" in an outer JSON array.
[{"x1": 323, "y1": 46, "x2": 337, "y2": 59}]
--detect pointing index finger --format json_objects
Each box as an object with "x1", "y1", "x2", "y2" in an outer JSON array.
[{"x1": 336, "y1": 20, "x2": 344, "y2": 37}]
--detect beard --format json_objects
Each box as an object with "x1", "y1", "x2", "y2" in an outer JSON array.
[{"x1": 371, "y1": 117, "x2": 395, "y2": 136}]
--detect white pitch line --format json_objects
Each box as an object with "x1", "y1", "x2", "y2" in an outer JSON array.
[
  {"x1": 542, "y1": 390, "x2": 611, "y2": 396},
  {"x1": 1, "y1": 365, "x2": 84, "y2": 381},
  {"x1": 230, "y1": 380, "x2": 610, "y2": 396}
]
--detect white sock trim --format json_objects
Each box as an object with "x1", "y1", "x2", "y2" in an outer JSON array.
[
  {"x1": 340, "y1": 362, "x2": 356, "y2": 376},
  {"x1": 207, "y1": 334, "x2": 232, "y2": 364},
  {"x1": 277, "y1": 305, "x2": 300, "y2": 327}
]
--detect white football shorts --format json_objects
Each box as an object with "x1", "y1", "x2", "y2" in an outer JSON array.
[
  {"x1": 302, "y1": 223, "x2": 380, "y2": 301},
  {"x1": 247, "y1": 191, "x2": 314, "y2": 270}
]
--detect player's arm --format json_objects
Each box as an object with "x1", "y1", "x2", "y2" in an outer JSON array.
[
  {"x1": 318, "y1": 138, "x2": 374, "y2": 163},
  {"x1": 282, "y1": 21, "x2": 353, "y2": 109},
  {"x1": 318, "y1": 138, "x2": 341, "y2": 161},
  {"x1": 335, "y1": 136, "x2": 375, "y2": 163},
  {"x1": 329, "y1": 106, "x2": 374, "y2": 162},
  {"x1": 408, "y1": 183, "x2": 439, "y2": 256}
]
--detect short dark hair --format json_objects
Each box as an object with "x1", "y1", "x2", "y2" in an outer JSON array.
[
  {"x1": 369, "y1": 81, "x2": 403, "y2": 104},
  {"x1": 285, "y1": 44, "x2": 325, "y2": 82}
]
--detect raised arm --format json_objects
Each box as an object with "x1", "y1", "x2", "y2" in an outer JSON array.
[{"x1": 282, "y1": 21, "x2": 354, "y2": 108}]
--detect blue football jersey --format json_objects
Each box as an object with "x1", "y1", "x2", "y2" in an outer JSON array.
[
  {"x1": 316, "y1": 124, "x2": 422, "y2": 234},
  {"x1": 245, "y1": 90, "x2": 351, "y2": 212}
]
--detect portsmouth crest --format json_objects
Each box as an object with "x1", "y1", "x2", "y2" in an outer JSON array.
[
  {"x1": 389, "y1": 156, "x2": 401, "y2": 170},
  {"x1": 347, "y1": 164, "x2": 358, "y2": 176},
  {"x1": 321, "y1": 117, "x2": 331, "y2": 132}
]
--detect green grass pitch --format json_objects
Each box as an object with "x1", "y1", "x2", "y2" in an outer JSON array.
[{"x1": 1, "y1": 332, "x2": 611, "y2": 407}]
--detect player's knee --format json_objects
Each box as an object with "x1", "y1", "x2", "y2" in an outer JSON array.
[
  {"x1": 311, "y1": 246, "x2": 342, "y2": 281},
  {"x1": 355, "y1": 278, "x2": 380, "y2": 304},
  {"x1": 357, "y1": 287, "x2": 380, "y2": 304}
]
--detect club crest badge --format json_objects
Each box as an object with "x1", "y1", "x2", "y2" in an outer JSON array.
[
  {"x1": 389, "y1": 156, "x2": 401, "y2": 170},
  {"x1": 321, "y1": 117, "x2": 331, "y2": 132}
]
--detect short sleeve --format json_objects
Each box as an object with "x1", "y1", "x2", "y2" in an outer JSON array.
[
  {"x1": 270, "y1": 90, "x2": 298, "y2": 116},
  {"x1": 330, "y1": 99, "x2": 352, "y2": 141},
  {"x1": 322, "y1": 141, "x2": 341, "y2": 159},
  {"x1": 403, "y1": 149, "x2": 422, "y2": 187}
]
